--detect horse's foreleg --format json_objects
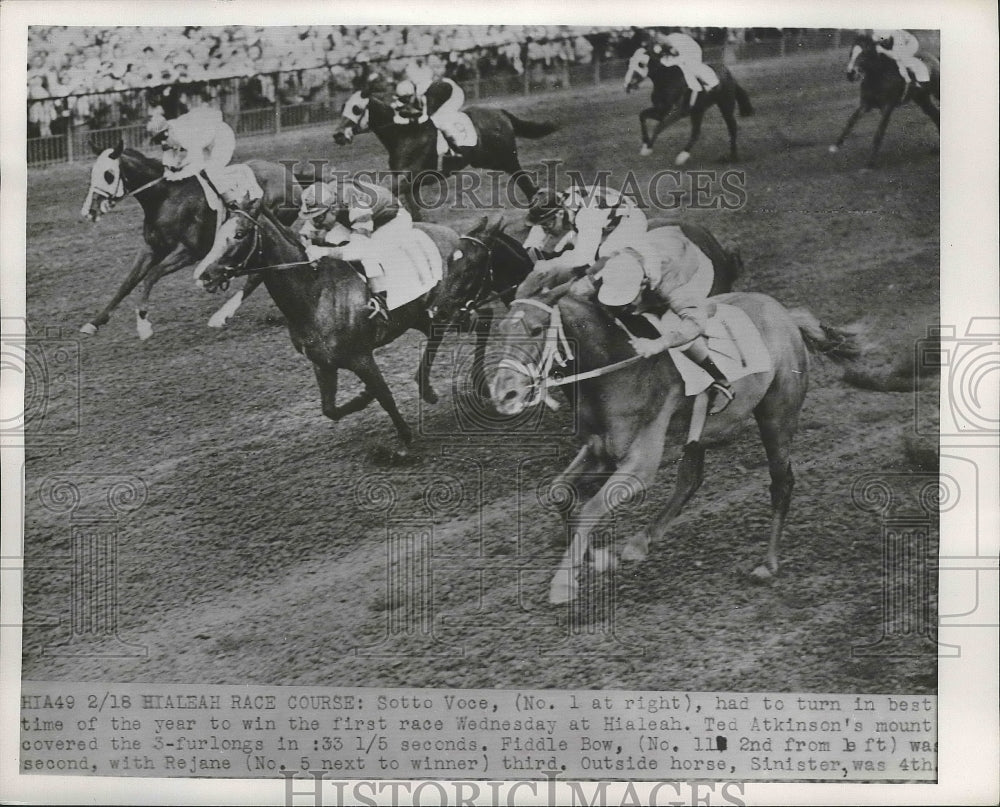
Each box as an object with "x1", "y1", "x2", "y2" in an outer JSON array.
[
  {"x1": 350, "y1": 354, "x2": 414, "y2": 450},
  {"x1": 208, "y1": 274, "x2": 263, "y2": 329},
  {"x1": 470, "y1": 309, "x2": 494, "y2": 400},
  {"x1": 314, "y1": 363, "x2": 376, "y2": 421},
  {"x1": 638, "y1": 108, "x2": 662, "y2": 154},
  {"x1": 623, "y1": 440, "x2": 705, "y2": 563},
  {"x1": 81, "y1": 246, "x2": 156, "y2": 334},
  {"x1": 866, "y1": 105, "x2": 897, "y2": 168},
  {"x1": 644, "y1": 108, "x2": 688, "y2": 157},
  {"x1": 510, "y1": 170, "x2": 539, "y2": 203},
  {"x1": 717, "y1": 97, "x2": 740, "y2": 162},
  {"x1": 830, "y1": 104, "x2": 868, "y2": 152}
]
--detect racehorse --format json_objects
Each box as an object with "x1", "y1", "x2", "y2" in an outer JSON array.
[
  {"x1": 429, "y1": 216, "x2": 744, "y2": 398},
  {"x1": 487, "y1": 286, "x2": 859, "y2": 603},
  {"x1": 330, "y1": 81, "x2": 558, "y2": 219},
  {"x1": 624, "y1": 42, "x2": 754, "y2": 165},
  {"x1": 79, "y1": 140, "x2": 302, "y2": 339},
  {"x1": 194, "y1": 199, "x2": 461, "y2": 458},
  {"x1": 829, "y1": 34, "x2": 940, "y2": 168}
]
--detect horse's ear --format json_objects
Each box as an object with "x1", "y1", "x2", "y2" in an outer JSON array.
[
  {"x1": 109, "y1": 139, "x2": 124, "y2": 159},
  {"x1": 469, "y1": 216, "x2": 488, "y2": 236},
  {"x1": 88, "y1": 135, "x2": 103, "y2": 156},
  {"x1": 486, "y1": 214, "x2": 506, "y2": 236}
]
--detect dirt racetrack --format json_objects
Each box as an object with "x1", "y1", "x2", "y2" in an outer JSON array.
[{"x1": 22, "y1": 51, "x2": 940, "y2": 693}]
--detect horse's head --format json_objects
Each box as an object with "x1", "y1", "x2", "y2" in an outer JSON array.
[
  {"x1": 332, "y1": 90, "x2": 371, "y2": 145},
  {"x1": 80, "y1": 139, "x2": 126, "y2": 222},
  {"x1": 487, "y1": 286, "x2": 572, "y2": 416},
  {"x1": 845, "y1": 34, "x2": 877, "y2": 82},
  {"x1": 429, "y1": 216, "x2": 505, "y2": 328},
  {"x1": 194, "y1": 201, "x2": 263, "y2": 293}
]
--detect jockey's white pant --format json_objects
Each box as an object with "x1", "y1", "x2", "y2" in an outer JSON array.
[
  {"x1": 662, "y1": 57, "x2": 719, "y2": 95},
  {"x1": 339, "y1": 208, "x2": 414, "y2": 294}
]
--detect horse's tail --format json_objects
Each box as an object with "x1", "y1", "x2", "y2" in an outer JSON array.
[
  {"x1": 503, "y1": 111, "x2": 559, "y2": 139},
  {"x1": 788, "y1": 308, "x2": 864, "y2": 363}
]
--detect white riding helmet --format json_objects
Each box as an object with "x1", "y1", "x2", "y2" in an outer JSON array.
[
  {"x1": 300, "y1": 181, "x2": 335, "y2": 218},
  {"x1": 596, "y1": 251, "x2": 646, "y2": 307},
  {"x1": 395, "y1": 79, "x2": 418, "y2": 98}
]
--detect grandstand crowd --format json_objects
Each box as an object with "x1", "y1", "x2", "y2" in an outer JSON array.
[{"x1": 26, "y1": 25, "x2": 772, "y2": 138}]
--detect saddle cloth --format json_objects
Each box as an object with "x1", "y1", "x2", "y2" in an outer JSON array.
[
  {"x1": 433, "y1": 110, "x2": 478, "y2": 155},
  {"x1": 367, "y1": 224, "x2": 443, "y2": 310},
  {"x1": 196, "y1": 164, "x2": 264, "y2": 232},
  {"x1": 645, "y1": 303, "x2": 772, "y2": 395}
]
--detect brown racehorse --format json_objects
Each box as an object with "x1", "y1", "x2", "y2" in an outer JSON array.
[
  {"x1": 80, "y1": 140, "x2": 302, "y2": 339},
  {"x1": 330, "y1": 81, "x2": 558, "y2": 219},
  {"x1": 624, "y1": 42, "x2": 754, "y2": 165},
  {"x1": 829, "y1": 34, "x2": 940, "y2": 169},
  {"x1": 487, "y1": 285, "x2": 859, "y2": 603},
  {"x1": 195, "y1": 199, "x2": 460, "y2": 459}
]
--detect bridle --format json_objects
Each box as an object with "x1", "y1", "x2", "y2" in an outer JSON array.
[
  {"x1": 86, "y1": 158, "x2": 163, "y2": 212},
  {"x1": 203, "y1": 209, "x2": 314, "y2": 291},
  {"x1": 496, "y1": 297, "x2": 647, "y2": 410},
  {"x1": 451, "y1": 234, "x2": 527, "y2": 320}
]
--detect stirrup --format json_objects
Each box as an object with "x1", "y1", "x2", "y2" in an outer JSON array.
[{"x1": 707, "y1": 381, "x2": 735, "y2": 415}]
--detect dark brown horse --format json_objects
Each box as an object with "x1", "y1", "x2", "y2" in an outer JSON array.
[
  {"x1": 624, "y1": 43, "x2": 754, "y2": 165},
  {"x1": 487, "y1": 285, "x2": 859, "y2": 603},
  {"x1": 195, "y1": 200, "x2": 460, "y2": 458},
  {"x1": 80, "y1": 140, "x2": 301, "y2": 339},
  {"x1": 829, "y1": 34, "x2": 940, "y2": 168},
  {"x1": 330, "y1": 82, "x2": 558, "y2": 219}
]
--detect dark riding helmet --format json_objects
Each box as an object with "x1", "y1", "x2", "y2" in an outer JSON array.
[{"x1": 526, "y1": 188, "x2": 565, "y2": 225}]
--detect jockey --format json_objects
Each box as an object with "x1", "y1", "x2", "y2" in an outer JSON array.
[
  {"x1": 658, "y1": 32, "x2": 719, "y2": 108},
  {"x1": 295, "y1": 177, "x2": 410, "y2": 320},
  {"x1": 872, "y1": 29, "x2": 930, "y2": 87},
  {"x1": 593, "y1": 234, "x2": 735, "y2": 414},
  {"x1": 392, "y1": 59, "x2": 470, "y2": 171},
  {"x1": 519, "y1": 185, "x2": 647, "y2": 293}
]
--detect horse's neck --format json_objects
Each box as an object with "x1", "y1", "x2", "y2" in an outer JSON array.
[
  {"x1": 367, "y1": 98, "x2": 397, "y2": 143},
  {"x1": 258, "y1": 214, "x2": 316, "y2": 319},
  {"x1": 494, "y1": 234, "x2": 533, "y2": 292},
  {"x1": 122, "y1": 152, "x2": 168, "y2": 213},
  {"x1": 558, "y1": 296, "x2": 627, "y2": 371}
]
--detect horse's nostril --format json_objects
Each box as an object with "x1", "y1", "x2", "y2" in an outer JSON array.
[{"x1": 503, "y1": 389, "x2": 518, "y2": 402}]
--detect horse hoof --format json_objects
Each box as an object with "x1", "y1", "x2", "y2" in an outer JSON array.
[
  {"x1": 674, "y1": 150, "x2": 691, "y2": 166},
  {"x1": 419, "y1": 386, "x2": 439, "y2": 405},
  {"x1": 79, "y1": 323, "x2": 98, "y2": 336},
  {"x1": 749, "y1": 564, "x2": 776, "y2": 583},
  {"x1": 136, "y1": 319, "x2": 153, "y2": 341},
  {"x1": 639, "y1": 144, "x2": 653, "y2": 156},
  {"x1": 828, "y1": 144, "x2": 839, "y2": 154},
  {"x1": 590, "y1": 548, "x2": 617, "y2": 574},
  {"x1": 548, "y1": 572, "x2": 578, "y2": 604},
  {"x1": 207, "y1": 314, "x2": 229, "y2": 329}
]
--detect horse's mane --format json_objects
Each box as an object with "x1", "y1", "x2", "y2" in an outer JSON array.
[
  {"x1": 121, "y1": 147, "x2": 163, "y2": 171},
  {"x1": 259, "y1": 202, "x2": 310, "y2": 257}
]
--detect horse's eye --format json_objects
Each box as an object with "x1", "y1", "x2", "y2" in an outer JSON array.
[
  {"x1": 103, "y1": 170, "x2": 114, "y2": 184},
  {"x1": 452, "y1": 249, "x2": 463, "y2": 260}
]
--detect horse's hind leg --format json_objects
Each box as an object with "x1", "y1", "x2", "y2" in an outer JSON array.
[
  {"x1": 751, "y1": 407, "x2": 798, "y2": 581},
  {"x1": 134, "y1": 245, "x2": 195, "y2": 341},
  {"x1": 716, "y1": 95, "x2": 740, "y2": 162},
  {"x1": 415, "y1": 319, "x2": 445, "y2": 405},
  {"x1": 80, "y1": 246, "x2": 155, "y2": 335},
  {"x1": 314, "y1": 363, "x2": 377, "y2": 423},
  {"x1": 830, "y1": 104, "x2": 868, "y2": 153},
  {"x1": 914, "y1": 92, "x2": 940, "y2": 131},
  {"x1": 638, "y1": 108, "x2": 664, "y2": 155}
]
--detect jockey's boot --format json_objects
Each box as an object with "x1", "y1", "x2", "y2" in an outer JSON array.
[{"x1": 681, "y1": 343, "x2": 734, "y2": 414}]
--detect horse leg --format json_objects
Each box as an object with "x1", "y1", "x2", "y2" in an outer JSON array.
[
  {"x1": 622, "y1": 440, "x2": 705, "y2": 563},
  {"x1": 717, "y1": 94, "x2": 741, "y2": 162},
  {"x1": 134, "y1": 245, "x2": 194, "y2": 341},
  {"x1": 470, "y1": 309, "x2": 494, "y2": 400},
  {"x1": 829, "y1": 103, "x2": 868, "y2": 152},
  {"x1": 80, "y1": 246, "x2": 156, "y2": 334},
  {"x1": 638, "y1": 108, "x2": 662, "y2": 155},
  {"x1": 415, "y1": 319, "x2": 444, "y2": 405},
  {"x1": 913, "y1": 92, "x2": 940, "y2": 131},
  {"x1": 676, "y1": 108, "x2": 706, "y2": 166},
  {"x1": 208, "y1": 273, "x2": 262, "y2": 329},
  {"x1": 350, "y1": 353, "x2": 414, "y2": 452},
  {"x1": 314, "y1": 363, "x2": 377, "y2": 422},
  {"x1": 866, "y1": 105, "x2": 897, "y2": 169},
  {"x1": 549, "y1": 419, "x2": 668, "y2": 604},
  {"x1": 750, "y1": 410, "x2": 796, "y2": 581},
  {"x1": 645, "y1": 108, "x2": 688, "y2": 157}
]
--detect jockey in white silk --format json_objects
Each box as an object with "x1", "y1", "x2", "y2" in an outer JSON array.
[
  {"x1": 872, "y1": 29, "x2": 930, "y2": 85},
  {"x1": 658, "y1": 32, "x2": 720, "y2": 108},
  {"x1": 149, "y1": 107, "x2": 261, "y2": 212},
  {"x1": 522, "y1": 185, "x2": 648, "y2": 279},
  {"x1": 593, "y1": 229, "x2": 734, "y2": 413},
  {"x1": 295, "y1": 178, "x2": 411, "y2": 319}
]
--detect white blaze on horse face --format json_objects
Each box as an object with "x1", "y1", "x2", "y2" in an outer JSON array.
[
  {"x1": 193, "y1": 215, "x2": 242, "y2": 282},
  {"x1": 81, "y1": 149, "x2": 122, "y2": 219},
  {"x1": 341, "y1": 91, "x2": 369, "y2": 128}
]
